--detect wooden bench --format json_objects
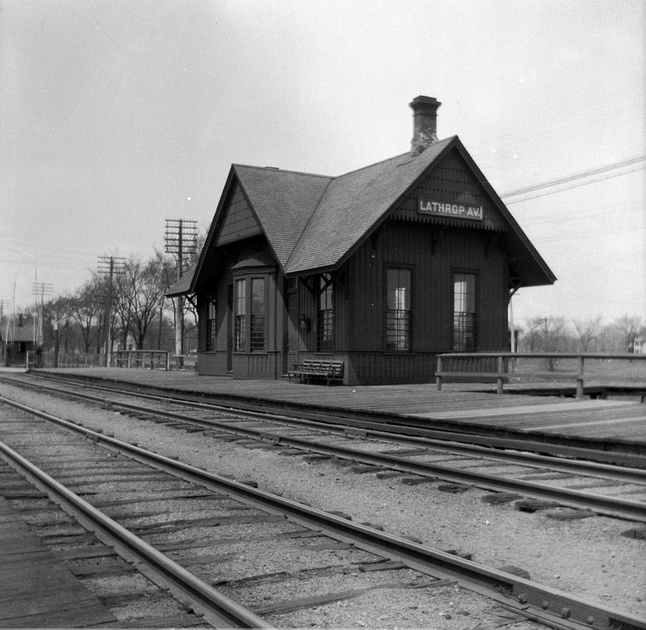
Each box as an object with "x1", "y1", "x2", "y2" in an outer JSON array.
[{"x1": 288, "y1": 360, "x2": 344, "y2": 386}]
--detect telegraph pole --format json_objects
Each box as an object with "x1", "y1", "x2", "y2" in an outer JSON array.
[
  {"x1": 32, "y1": 282, "x2": 53, "y2": 367},
  {"x1": 165, "y1": 219, "x2": 197, "y2": 359},
  {"x1": 0, "y1": 299, "x2": 10, "y2": 365},
  {"x1": 97, "y1": 256, "x2": 126, "y2": 367}
]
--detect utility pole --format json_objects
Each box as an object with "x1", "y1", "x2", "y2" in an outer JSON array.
[
  {"x1": 97, "y1": 256, "x2": 126, "y2": 367},
  {"x1": 0, "y1": 299, "x2": 10, "y2": 365},
  {"x1": 32, "y1": 282, "x2": 53, "y2": 367},
  {"x1": 165, "y1": 219, "x2": 197, "y2": 360}
]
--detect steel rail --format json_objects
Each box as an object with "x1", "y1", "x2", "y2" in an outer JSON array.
[
  {"x1": 3, "y1": 380, "x2": 644, "y2": 523},
  {"x1": 108, "y1": 389, "x2": 646, "y2": 484},
  {"x1": 11, "y1": 371, "x2": 646, "y2": 467},
  {"x1": 110, "y1": 399, "x2": 646, "y2": 523},
  {"x1": 7, "y1": 373, "x2": 646, "y2": 484},
  {"x1": 0, "y1": 440, "x2": 273, "y2": 629},
  {"x1": 1, "y1": 395, "x2": 645, "y2": 630}
]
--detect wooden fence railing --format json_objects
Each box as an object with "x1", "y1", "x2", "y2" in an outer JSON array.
[
  {"x1": 113, "y1": 350, "x2": 170, "y2": 371},
  {"x1": 32, "y1": 350, "x2": 196, "y2": 372},
  {"x1": 436, "y1": 352, "x2": 646, "y2": 397}
]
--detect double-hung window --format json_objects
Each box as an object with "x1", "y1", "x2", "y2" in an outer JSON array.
[
  {"x1": 386, "y1": 268, "x2": 412, "y2": 351},
  {"x1": 234, "y1": 279, "x2": 246, "y2": 351},
  {"x1": 206, "y1": 302, "x2": 217, "y2": 351},
  {"x1": 453, "y1": 272, "x2": 477, "y2": 351},
  {"x1": 234, "y1": 277, "x2": 266, "y2": 352},
  {"x1": 317, "y1": 274, "x2": 334, "y2": 352},
  {"x1": 250, "y1": 278, "x2": 266, "y2": 351}
]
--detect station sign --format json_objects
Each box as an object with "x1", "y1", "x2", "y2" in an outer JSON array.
[{"x1": 418, "y1": 198, "x2": 484, "y2": 221}]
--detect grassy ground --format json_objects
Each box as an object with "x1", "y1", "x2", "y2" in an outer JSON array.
[{"x1": 509, "y1": 356, "x2": 646, "y2": 384}]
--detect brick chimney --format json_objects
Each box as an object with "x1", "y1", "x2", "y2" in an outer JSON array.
[{"x1": 410, "y1": 96, "x2": 441, "y2": 157}]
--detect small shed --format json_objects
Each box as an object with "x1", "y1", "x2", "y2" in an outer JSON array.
[
  {"x1": 2, "y1": 320, "x2": 36, "y2": 367},
  {"x1": 169, "y1": 96, "x2": 556, "y2": 385}
]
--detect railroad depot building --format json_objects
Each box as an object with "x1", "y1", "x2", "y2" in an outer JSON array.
[{"x1": 170, "y1": 96, "x2": 555, "y2": 385}]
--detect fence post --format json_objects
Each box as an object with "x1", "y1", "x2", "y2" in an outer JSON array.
[
  {"x1": 497, "y1": 355, "x2": 504, "y2": 394},
  {"x1": 436, "y1": 355, "x2": 443, "y2": 391},
  {"x1": 576, "y1": 355, "x2": 584, "y2": 399}
]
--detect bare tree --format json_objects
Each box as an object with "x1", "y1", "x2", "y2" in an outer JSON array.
[
  {"x1": 115, "y1": 256, "x2": 166, "y2": 349},
  {"x1": 154, "y1": 248, "x2": 179, "y2": 351},
  {"x1": 572, "y1": 315, "x2": 603, "y2": 352},
  {"x1": 523, "y1": 318, "x2": 542, "y2": 352},
  {"x1": 524, "y1": 316, "x2": 568, "y2": 352},
  {"x1": 42, "y1": 296, "x2": 74, "y2": 351},
  {"x1": 66, "y1": 278, "x2": 104, "y2": 353},
  {"x1": 613, "y1": 315, "x2": 645, "y2": 352}
]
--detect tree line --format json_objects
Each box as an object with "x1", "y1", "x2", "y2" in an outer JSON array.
[
  {"x1": 3, "y1": 245, "x2": 201, "y2": 360},
  {"x1": 3, "y1": 246, "x2": 644, "y2": 359},
  {"x1": 518, "y1": 314, "x2": 646, "y2": 354}
]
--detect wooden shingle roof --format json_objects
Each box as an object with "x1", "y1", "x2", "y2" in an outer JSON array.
[
  {"x1": 233, "y1": 166, "x2": 332, "y2": 268},
  {"x1": 180, "y1": 135, "x2": 555, "y2": 297},
  {"x1": 286, "y1": 137, "x2": 453, "y2": 274},
  {"x1": 167, "y1": 265, "x2": 196, "y2": 297}
]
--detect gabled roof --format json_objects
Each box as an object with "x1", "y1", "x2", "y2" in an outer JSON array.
[
  {"x1": 178, "y1": 135, "x2": 555, "y2": 298},
  {"x1": 286, "y1": 137, "x2": 453, "y2": 274},
  {"x1": 234, "y1": 166, "x2": 332, "y2": 268}
]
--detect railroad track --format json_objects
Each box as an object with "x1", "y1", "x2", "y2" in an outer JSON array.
[
  {"x1": 4, "y1": 373, "x2": 646, "y2": 526},
  {"x1": 0, "y1": 394, "x2": 645, "y2": 630},
  {"x1": 23, "y1": 370, "x2": 646, "y2": 467}
]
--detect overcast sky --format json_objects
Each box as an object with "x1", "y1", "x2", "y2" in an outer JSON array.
[{"x1": 1, "y1": 0, "x2": 644, "y2": 327}]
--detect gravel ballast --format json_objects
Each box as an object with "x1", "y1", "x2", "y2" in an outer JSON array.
[{"x1": 1, "y1": 381, "x2": 644, "y2": 627}]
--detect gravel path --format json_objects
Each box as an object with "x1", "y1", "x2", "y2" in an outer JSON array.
[{"x1": 2, "y1": 382, "x2": 644, "y2": 628}]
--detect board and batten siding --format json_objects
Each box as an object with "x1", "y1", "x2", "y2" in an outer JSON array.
[{"x1": 346, "y1": 220, "x2": 509, "y2": 356}]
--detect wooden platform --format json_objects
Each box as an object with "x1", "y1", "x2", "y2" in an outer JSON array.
[
  {"x1": 37, "y1": 368, "x2": 646, "y2": 449},
  {"x1": 0, "y1": 497, "x2": 116, "y2": 628}
]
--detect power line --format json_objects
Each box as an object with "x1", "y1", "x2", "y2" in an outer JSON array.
[{"x1": 500, "y1": 155, "x2": 646, "y2": 201}]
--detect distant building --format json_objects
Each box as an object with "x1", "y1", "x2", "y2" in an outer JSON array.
[
  {"x1": 2, "y1": 316, "x2": 36, "y2": 367},
  {"x1": 169, "y1": 96, "x2": 555, "y2": 385}
]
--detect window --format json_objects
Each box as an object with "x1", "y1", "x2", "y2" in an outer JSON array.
[
  {"x1": 386, "y1": 268, "x2": 412, "y2": 351},
  {"x1": 206, "y1": 302, "x2": 217, "y2": 351},
  {"x1": 234, "y1": 279, "x2": 246, "y2": 351},
  {"x1": 317, "y1": 274, "x2": 333, "y2": 352},
  {"x1": 234, "y1": 277, "x2": 266, "y2": 352},
  {"x1": 250, "y1": 278, "x2": 266, "y2": 351},
  {"x1": 453, "y1": 272, "x2": 477, "y2": 351}
]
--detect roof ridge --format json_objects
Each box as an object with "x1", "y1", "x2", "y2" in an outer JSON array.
[
  {"x1": 232, "y1": 163, "x2": 332, "y2": 180},
  {"x1": 334, "y1": 136, "x2": 456, "y2": 179}
]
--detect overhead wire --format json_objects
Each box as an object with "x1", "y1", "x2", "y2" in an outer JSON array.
[{"x1": 500, "y1": 156, "x2": 645, "y2": 202}]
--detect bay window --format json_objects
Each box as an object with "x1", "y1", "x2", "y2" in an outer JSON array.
[
  {"x1": 206, "y1": 301, "x2": 217, "y2": 351},
  {"x1": 234, "y1": 279, "x2": 246, "y2": 351},
  {"x1": 234, "y1": 276, "x2": 266, "y2": 352},
  {"x1": 250, "y1": 278, "x2": 266, "y2": 351}
]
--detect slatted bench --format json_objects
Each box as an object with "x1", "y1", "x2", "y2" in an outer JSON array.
[{"x1": 288, "y1": 360, "x2": 344, "y2": 386}]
